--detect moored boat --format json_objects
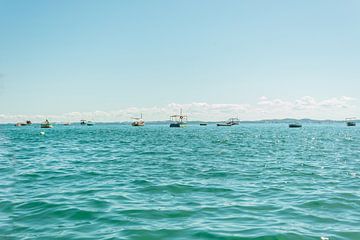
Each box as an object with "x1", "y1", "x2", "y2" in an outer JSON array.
[
  {"x1": 41, "y1": 119, "x2": 53, "y2": 128},
  {"x1": 345, "y1": 118, "x2": 356, "y2": 127},
  {"x1": 80, "y1": 120, "x2": 87, "y2": 125},
  {"x1": 15, "y1": 120, "x2": 32, "y2": 127},
  {"x1": 217, "y1": 118, "x2": 240, "y2": 126},
  {"x1": 132, "y1": 114, "x2": 145, "y2": 126},
  {"x1": 200, "y1": 123, "x2": 207, "y2": 126},
  {"x1": 170, "y1": 109, "x2": 187, "y2": 128},
  {"x1": 86, "y1": 121, "x2": 94, "y2": 126},
  {"x1": 289, "y1": 123, "x2": 302, "y2": 128}
]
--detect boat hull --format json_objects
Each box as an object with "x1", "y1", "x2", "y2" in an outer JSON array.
[
  {"x1": 217, "y1": 123, "x2": 232, "y2": 126},
  {"x1": 347, "y1": 122, "x2": 356, "y2": 127},
  {"x1": 170, "y1": 123, "x2": 186, "y2": 128},
  {"x1": 132, "y1": 122, "x2": 144, "y2": 127},
  {"x1": 289, "y1": 124, "x2": 302, "y2": 128}
]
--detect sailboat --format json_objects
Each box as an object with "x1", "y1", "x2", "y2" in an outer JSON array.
[
  {"x1": 132, "y1": 114, "x2": 145, "y2": 126},
  {"x1": 170, "y1": 109, "x2": 187, "y2": 127}
]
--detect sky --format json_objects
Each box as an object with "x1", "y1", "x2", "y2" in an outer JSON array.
[{"x1": 0, "y1": 0, "x2": 359, "y2": 122}]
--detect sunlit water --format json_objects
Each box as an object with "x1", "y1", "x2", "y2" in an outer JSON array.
[{"x1": 0, "y1": 123, "x2": 359, "y2": 240}]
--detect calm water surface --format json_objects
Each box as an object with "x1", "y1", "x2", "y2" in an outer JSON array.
[{"x1": 0, "y1": 123, "x2": 359, "y2": 240}]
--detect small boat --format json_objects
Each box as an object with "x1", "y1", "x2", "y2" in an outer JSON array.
[
  {"x1": 200, "y1": 123, "x2": 207, "y2": 126},
  {"x1": 289, "y1": 123, "x2": 302, "y2": 128},
  {"x1": 345, "y1": 118, "x2": 356, "y2": 127},
  {"x1": 63, "y1": 122, "x2": 71, "y2": 126},
  {"x1": 217, "y1": 123, "x2": 232, "y2": 126},
  {"x1": 41, "y1": 119, "x2": 53, "y2": 128},
  {"x1": 80, "y1": 120, "x2": 87, "y2": 125},
  {"x1": 86, "y1": 121, "x2": 94, "y2": 126},
  {"x1": 217, "y1": 118, "x2": 240, "y2": 126},
  {"x1": 15, "y1": 121, "x2": 31, "y2": 127},
  {"x1": 170, "y1": 109, "x2": 187, "y2": 128},
  {"x1": 131, "y1": 114, "x2": 145, "y2": 126}
]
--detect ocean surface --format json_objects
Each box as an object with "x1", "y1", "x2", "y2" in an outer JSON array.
[{"x1": 1, "y1": 123, "x2": 359, "y2": 240}]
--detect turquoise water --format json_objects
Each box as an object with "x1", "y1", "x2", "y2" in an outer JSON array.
[{"x1": 1, "y1": 123, "x2": 359, "y2": 240}]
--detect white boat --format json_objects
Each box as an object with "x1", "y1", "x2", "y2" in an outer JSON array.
[
  {"x1": 86, "y1": 121, "x2": 94, "y2": 126},
  {"x1": 132, "y1": 114, "x2": 145, "y2": 126},
  {"x1": 170, "y1": 109, "x2": 187, "y2": 127},
  {"x1": 15, "y1": 120, "x2": 32, "y2": 127}
]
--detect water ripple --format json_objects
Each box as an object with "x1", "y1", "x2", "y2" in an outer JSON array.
[{"x1": 1, "y1": 123, "x2": 359, "y2": 239}]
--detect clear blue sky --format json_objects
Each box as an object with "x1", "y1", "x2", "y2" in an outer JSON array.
[{"x1": 0, "y1": 0, "x2": 359, "y2": 120}]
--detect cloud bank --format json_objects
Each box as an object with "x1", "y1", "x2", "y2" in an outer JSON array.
[{"x1": 0, "y1": 96, "x2": 357, "y2": 123}]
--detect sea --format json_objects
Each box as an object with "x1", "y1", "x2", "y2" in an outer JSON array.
[{"x1": 0, "y1": 123, "x2": 359, "y2": 240}]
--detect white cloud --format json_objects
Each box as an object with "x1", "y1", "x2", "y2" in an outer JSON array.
[{"x1": 0, "y1": 96, "x2": 357, "y2": 123}]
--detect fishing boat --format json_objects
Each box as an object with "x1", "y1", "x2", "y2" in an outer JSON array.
[
  {"x1": 345, "y1": 118, "x2": 356, "y2": 127},
  {"x1": 170, "y1": 109, "x2": 187, "y2": 128},
  {"x1": 217, "y1": 118, "x2": 240, "y2": 126},
  {"x1": 41, "y1": 119, "x2": 53, "y2": 128},
  {"x1": 132, "y1": 114, "x2": 145, "y2": 126},
  {"x1": 289, "y1": 123, "x2": 302, "y2": 128}
]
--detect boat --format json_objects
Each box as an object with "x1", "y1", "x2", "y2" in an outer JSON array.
[
  {"x1": 131, "y1": 114, "x2": 145, "y2": 126},
  {"x1": 86, "y1": 121, "x2": 94, "y2": 126},
  {"x1": 41, "y1": 119, "x2": 53, "y2": 128},
  {"x1": 200, "y1": 123, "x2": 207, "y2": 126},
  {"x1": 289, "y1": 123, "x2": 302, "y2": 128},
  {"x1": 15, "y1": 120, "x2": 32, "y2": 127},
  {"x1": 80, "y1": 120, "x2": 87, "y2": 125},
  {"x1": 345, "y1": 118, "x2": 356, "y2": 127},
  {"x1": 217, "y1": 118, "x2": 240, "y2": 126},
  {"x1": 170, "y1": 109, "x2": 187, "y2": 127},
  {"x1": 63, "y1": 122, "x2": 71, "y2": 126}
]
